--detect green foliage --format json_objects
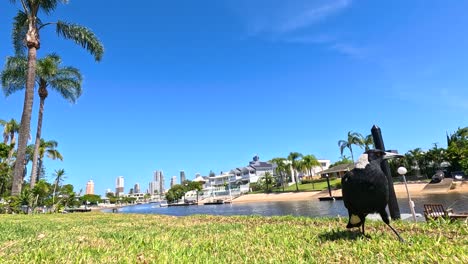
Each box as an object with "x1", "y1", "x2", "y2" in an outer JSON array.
[
  {"x1": 329, "y1": 156, "x2": 353, "y2": 169},
  {"x1": 165, "y1": 184, "x2": 186, "y2": 203},
  {"x1": 0, "y1": 213, "x2": 466, "y2": 263},
  {"x1": 80, "y1": 194, "x2": 102, "y2": 205},
  {"x1": 257, "y1": 172, "x2": 275, "y2": 193},
  {"x1": 165, "y1": 181, "x2": 202, "y2": 202},
  {"x1": 446, "y1": 127, "x2": 468, "y2": 174}
]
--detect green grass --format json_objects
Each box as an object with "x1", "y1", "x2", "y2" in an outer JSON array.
[{"x1": 0, "y1": 213, "x2": 466, "y2": 263}]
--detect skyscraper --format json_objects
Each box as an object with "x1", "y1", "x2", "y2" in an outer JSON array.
[
  {"x1": 153, "y1": 170, "x2": 165, "y2": 195},
  {"x1": 134, "y1": 183, "x2": 140, "y2": 193},
  {"x1": 115, "y1": 176, "x2": 124, "y2": 196},
  {"x1": 180, "y1": 170, "x2": 186, "y2": 183},
  {"x1": 85, "y1": 180, "x2": 94, "y2": 195},
  {"x1": 170, "y1": 176, "x2": 177, "y2": 188}
]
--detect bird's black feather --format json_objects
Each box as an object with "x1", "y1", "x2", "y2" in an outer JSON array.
[{"x1": 341, "y1": 150, "x2": 404, "y2": 242}]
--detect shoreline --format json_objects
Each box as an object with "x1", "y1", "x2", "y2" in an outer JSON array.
[{"x1": 232, "y1": 181, "x2": 468, "y2": 204}]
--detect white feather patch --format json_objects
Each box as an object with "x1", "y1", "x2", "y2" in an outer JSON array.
[
  {"x1": 350, "y1": 214, "x2": 361, "y2": 225},
  {"x1": 355, "y1": 154, "x2": 369, "y2": 169}
]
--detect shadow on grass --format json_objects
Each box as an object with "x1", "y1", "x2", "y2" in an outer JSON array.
[{"x1": 318, "y1": 229, "x2": 366, "y2": 242}]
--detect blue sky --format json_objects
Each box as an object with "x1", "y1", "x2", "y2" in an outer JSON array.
[{"x1": 1, "y1": 0, "x2": 467, "y2": 195}]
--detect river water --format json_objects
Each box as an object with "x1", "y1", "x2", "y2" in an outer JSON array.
[{"x1": 109, "y1": 193, "x2": 467, "y2": 220}]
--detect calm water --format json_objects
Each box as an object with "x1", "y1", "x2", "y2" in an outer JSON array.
[{"x1": 108, "y1": 193, "x2": 468, "y2": 220}]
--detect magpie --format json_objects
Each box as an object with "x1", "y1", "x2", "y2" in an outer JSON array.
[{"x1": 342, "y1": 149, "x2": 405, "y2": 242}]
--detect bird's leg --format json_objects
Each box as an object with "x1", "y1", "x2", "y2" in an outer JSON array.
[
  {"x1": 386, "y1": 223, "x2": 405, "y2": 242},
  {"x1": 361, "y1": 221, "x2": 365, "y2": 235}
]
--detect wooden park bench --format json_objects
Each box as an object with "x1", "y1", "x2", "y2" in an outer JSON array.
[{"x1": 423, "y1": 204, "x2": 468, "y2": 222}]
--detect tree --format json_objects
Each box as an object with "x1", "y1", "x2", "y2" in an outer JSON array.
[
  {"x1": 329, "y1": 156, "x2": 353, "y2": 169},
  {"x1": 8, "y1": 0, "x2": 103, "y2": 195},
  {"x1": 301, "y1": 154, "x2": 321, "y2": 177},
  {"x1": 270, "y1": 157, "x2": 288, "y2": 192},
  {"x1": 52, "y1": 168, "x2": 65, "y2": 206},
  {"x1": 261, "y1": 172, "x2": 274, "y2": 193},
  {"x1": 1, "y1": 54, "x2": 82, "y2": 188},
  {"x1": 34, "y1": 139, "x2": 63, "y2": 183},
  {"x1": 446, "y1": 127, "x2": 468, "y2": 174},
  {"x1": 0, "y1": 143, "x2": 13, "y2": 196},
  {"x1": 165, "y1": 184, "x2": 186, "y2": 203},
  {"x1": 338, "y1": 131, "x2": 363, "y2": 162},
  {"x1": 362, "y1": 134, "x2": 374, "y2": 151},
  {"x1": 31, "y1": 179, "x2": 51, "y2": 207},
  {"x1": 0, "y1": 118, "x2": 20, "y2": 160},
  {"x1": 288, "y1": 152, "x2": 303, "y2": 192},
  {"x1": 80, "y1": 194, "x2": 101, "y2": 205}
]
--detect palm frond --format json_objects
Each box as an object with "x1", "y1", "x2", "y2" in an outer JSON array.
[
  {"x1": 47, "y1": 65, "x2": 83, "y2": 103},
  {"x1": 36, "y1": 0, "x2": 67, "y2": 15},
  {"x1": 12, "y1": 10, "x2": 28, "y2": 55},
  {"x1": 1, "y1": 55, "x2": 28, "y2": 96},
  {"x1": 56, "y1": 21, "x2": 104, "y2": 61}
]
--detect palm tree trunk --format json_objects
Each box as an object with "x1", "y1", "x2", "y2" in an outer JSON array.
[
  {"x1": 12, "y1": 44, "x2": 38, "y2": 195},
  {"x1": 7, "y1": 132, "x2": 16, "y2": 161},
  {"x1": 30, "y1": 86, "x2": 47, "y2": 189},
  {"x1": 294, "y1": 170, "x2": 299, "y2": 191}
]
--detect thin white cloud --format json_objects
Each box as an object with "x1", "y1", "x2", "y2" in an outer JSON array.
[
  {"x1": 395, "y1": 87, "x2": 468, "y2": 111},
  {"x1": 231, "y1": 0, "x2": 353, "y2": 36},
  {"x1": 330, "y1": 43, "x2": 364, "y2": 58},
  {"x1": 277, "y1": 0, "x2": 352, "y2": 33}
]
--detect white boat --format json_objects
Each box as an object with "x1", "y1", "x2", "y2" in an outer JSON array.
[{"x1": 160, "y1": 201, "x2": 168, "y2": 207}]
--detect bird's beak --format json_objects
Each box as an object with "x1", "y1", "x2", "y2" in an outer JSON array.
[{"x1": 383, "y1": 152, "x2": 403, "y2": 160}]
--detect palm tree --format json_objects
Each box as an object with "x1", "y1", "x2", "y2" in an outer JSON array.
[
  {"x1": 263, "y1": 172, "x2": 274, "y2": 193},
  {"x1": 34, "y1": 139, "x2": 63, "y2": 183},
  {"x1": 0, "y1": 119, "x2": 20, "y2": 160},
  {"x1": 301, "y1": 154, "x2": 321, "y2": 177},
  {"x1": 2, "y1": 54, "x2": 82, "y2": 188},
  {"x1": 338, "y1": 131, "x2": 364, "y2": 162},
  {"x1": 362, "y1": 134, "x2": 374, "y2": 151},
  {"x1": 288, "y1": 152, "x2": 303, "y2": 192},
  {"x1": 52, "y1": 168, "x2": 66, "y2": 210},
  {"x1": 270, "y1": 157, "x2": 288, "y2": 192},
  {"x1": 8, "y1": 0, "x2": 103, "y2": 195}
]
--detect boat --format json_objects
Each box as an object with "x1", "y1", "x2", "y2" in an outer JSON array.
[{"x1": 160, "y1": 201, "x2": 168, "y2": 207}]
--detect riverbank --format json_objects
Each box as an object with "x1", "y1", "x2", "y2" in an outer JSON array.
[
  {"x1": 232, "y1": 181, "x2": 468, "y2": 204},
  {"x1": 0, "y1": 213, "x2": 466, "y2": 263}
]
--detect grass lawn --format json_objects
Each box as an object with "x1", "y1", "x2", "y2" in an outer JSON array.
[{"x1": 0, "y1": 212, "x2": 466, "y2": 263}]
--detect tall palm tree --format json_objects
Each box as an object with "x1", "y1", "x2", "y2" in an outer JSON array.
[
  {"x1": 270, "y1": 157, "x2": 288, "y2": 192},
  {"x1": 301, "y1": 154, "x2": 321, "y2": 177},
  {"x1": 263, "y1": 172, "x2": 274, "y2": 193},
  {"x1": 34, "y1": 139, "x2": 63, "y2": 183},
  {"x1": 52, "y1": 168, "x2": 65, "y2": 208},
  {"x1": 0, "y1": 119, "x2": 20, "y2": 160},
  {"x1": 288, "y1": 152, "x2": 303, "y2": 192},
  {"x1": 2, "y1": 54, "x2": 82, "y2": 188},
  {"x1": 8, "y1": 0, "x2": 103, "y2": 195},
  {"x1": 338, "y1": 131, "x2": 364, "y2": 162},
  {"x1": 362, "y1": 134, "x2": 374, "y2": 151}
]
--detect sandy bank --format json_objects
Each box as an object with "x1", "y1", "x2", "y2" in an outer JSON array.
[{"x1": 232, "y1": 182, "x2": 468, "y2": 204}]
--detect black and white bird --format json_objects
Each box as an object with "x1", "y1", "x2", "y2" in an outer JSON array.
[{"x1": 342, "y1": 149, "x2": 405, "y2": 242}]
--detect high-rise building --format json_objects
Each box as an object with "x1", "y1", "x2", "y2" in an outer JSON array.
[
  {"x1": 85, "y1": 180, "x2": 94, "y2": 195},
  {"x1": 115, "y1": 176, "x2": 124, "y2": 196},
  {"x1": 148, "y1": 181, "x2": 157, "y2": 195},
  {"x1": 180, "y1": 170, "x2": 186, "y2": 183},
  {"x1": 170, "y1": 176, "x2": 177, "y2": 188},
  {"x1": 134, "y1": 183, "x2": 140, "y2": 193},
  {"x1": 152, "y1": 170, "x2": 165, "y2": 195}
]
